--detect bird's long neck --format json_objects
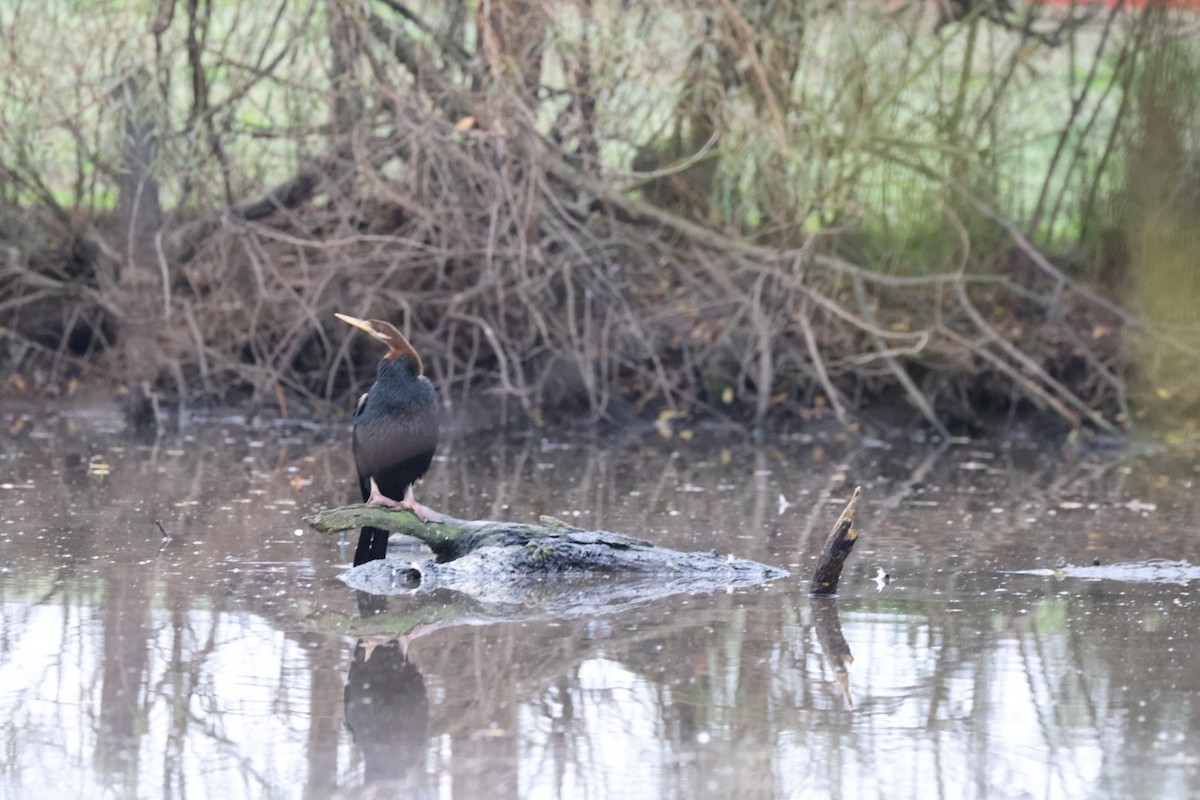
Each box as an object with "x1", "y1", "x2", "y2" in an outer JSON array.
[{"x1": 384, "y1": 342, "x2": 423, "y2": 377}]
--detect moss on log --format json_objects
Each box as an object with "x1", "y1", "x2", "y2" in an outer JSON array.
[{"x1": 304, "y1": 504, "x2": 573, "y2": 561}]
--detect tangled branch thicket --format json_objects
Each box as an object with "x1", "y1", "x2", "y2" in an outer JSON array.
[{"x1": 2, "y1": 0, "x2": 1199, "y2": 432}]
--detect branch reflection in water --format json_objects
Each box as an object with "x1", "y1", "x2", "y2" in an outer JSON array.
[{"x1": 0, "y1": 414, "x2": 1198, "y2": 798}]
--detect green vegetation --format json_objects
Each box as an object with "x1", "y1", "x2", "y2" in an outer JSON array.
[{"x1": 1, "y1": 0, "x2": 1199, "y2": 436}]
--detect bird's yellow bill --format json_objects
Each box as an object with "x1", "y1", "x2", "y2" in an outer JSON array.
[{"x1": 334, "y1": 312, "x2": 375, "y2": 333}]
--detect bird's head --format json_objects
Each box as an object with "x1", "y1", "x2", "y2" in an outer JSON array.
[{"x1": 335, "y1": 313, "x2": 424, "y2": 376}]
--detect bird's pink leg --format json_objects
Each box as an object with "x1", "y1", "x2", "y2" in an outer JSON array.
[
  {"x1": 365, "y1": 478, "x2": 444, "y2": 523},
  {"x1": 398, "y1": 483, "x2": 445, "y2": 523},
  {"x1": 364, "y1": 477, "x2": 400, "y2": 507}
]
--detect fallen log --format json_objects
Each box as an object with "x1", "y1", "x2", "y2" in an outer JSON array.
[
  {"x1": 304, "y1": 485, "x2": 863, "y2": 598},
  {"x1": 306, "y1": 508, "x2": 788, "y2": 597}
]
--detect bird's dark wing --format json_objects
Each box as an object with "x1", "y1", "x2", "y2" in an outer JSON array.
[
  {"x1": 351, "y1": 377, "x2": 438, "y2": 481},
  {"x1": 354, "y1": 391, "x2": 371, "y2": 501}
]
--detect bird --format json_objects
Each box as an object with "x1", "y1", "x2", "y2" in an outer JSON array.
[{"x1": 336, "y1": 312, "x2": 442, "y2": 566}]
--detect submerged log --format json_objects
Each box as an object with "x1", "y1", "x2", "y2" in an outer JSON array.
[{"x1": 304, "y1": 485, "x2": 863, "y2": 598}]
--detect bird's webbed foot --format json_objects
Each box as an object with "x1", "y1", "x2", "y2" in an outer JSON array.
[{"x1": 399, "y1": 499, "x2": 444, "y2": 524}]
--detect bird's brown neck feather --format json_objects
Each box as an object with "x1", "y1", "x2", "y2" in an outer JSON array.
[
  {"x1": 384, "y1": 340, "x2": 423, "y2": 376},
  {"x1": 367, "y1": 319, "x2": 422, "y2": 376}
]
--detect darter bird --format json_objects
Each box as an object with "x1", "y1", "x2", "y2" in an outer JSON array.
[{"x1": 336, "y1": 312, "x2": 442, "y2": 566}]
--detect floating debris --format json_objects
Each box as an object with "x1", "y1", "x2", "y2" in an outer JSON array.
[{"x1": 1012, "y1": 560, "x2": 1200, "y2": 585}]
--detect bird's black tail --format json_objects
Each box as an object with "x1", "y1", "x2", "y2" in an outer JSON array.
[
  {"x1": 354, "y1": 475, "x2": 390, "y2": 566},
  {"x1": 354, "y1": 527, "x2": 391, "y2": 566}
]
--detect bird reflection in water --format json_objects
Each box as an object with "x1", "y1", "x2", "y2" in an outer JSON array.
[{"x1": 344, "y1": 636, "x2": 430, "y2": 787}]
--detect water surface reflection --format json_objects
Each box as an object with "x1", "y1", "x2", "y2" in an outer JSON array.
[{"x1": 1, "y1": 411, "x2": 1198, "y2": 798}]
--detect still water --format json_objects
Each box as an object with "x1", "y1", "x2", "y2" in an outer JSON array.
[{"x1": 1, "y1": 408, "x2": 1198, "y2": 799}]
